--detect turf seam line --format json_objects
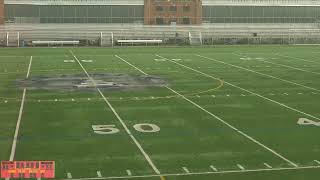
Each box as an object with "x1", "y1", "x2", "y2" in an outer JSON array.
[
  {"x1": 196, "y1": 54, "x2": 320, "y2": 92},
  {"x1": 9, "y1": 56, "x2": 32, "y2": 161},
  {"x1": 70, "y1": 51, "x2": 162, "y2": 175},
  {"x1": 115, "y1": 54, "x2": 298, "y2": 168},
  {"x1": 193, "y1": 54, "x2": 320, "y2": 122},
  {"x1": 155, "y1": 54, "x2": 299, "y2": 167}
]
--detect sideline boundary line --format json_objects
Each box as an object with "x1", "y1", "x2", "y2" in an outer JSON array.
[
  {"x1": 115, "y1": 55, "x2": 298, "y2": 167},
  {"x1": 64, "y1": 165, "x2": 320, "y2": 180},
  {"x1": 196, "y1": 54, "x2": 320, "y2": 92},
  {"x1": 9, "y1": 56, "x2": 32, "y2": 161},
  {"x1": 69, "y1": 51, "x2": 162, "y2": 177},
  {"x1": 158, "y1": 54, "x2": 320, "y2": 122}
]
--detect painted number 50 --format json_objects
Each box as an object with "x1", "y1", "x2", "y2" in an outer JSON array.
[{"x1": 92, "y1": 123, "x2": 160, "y2": 134}]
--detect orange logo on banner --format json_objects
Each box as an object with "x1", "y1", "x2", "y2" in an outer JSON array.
[{"x1": 1, "y1": 161, "x2": 55, "y2": 179}]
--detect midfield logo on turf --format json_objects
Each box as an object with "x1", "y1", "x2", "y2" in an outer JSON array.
[{"x1": 1, "y1": 161, "x2": 55, "y2": 179}]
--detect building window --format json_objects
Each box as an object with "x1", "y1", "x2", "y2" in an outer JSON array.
[
  {"x1": 156, "y1": 17, "x2": 164, "y2": 25},
  {"x1": 183, "y1": 18, "x2": 190, "y2": 24},
  {"x1": 156, "y1": 6, "x2": 163, "y2": 12},
  {"x1": 183, "y1": 6, "x2": 190, "y2": 12},
  {"x1": 169, "y1": 6, "x2": 177, "y2": 12}
]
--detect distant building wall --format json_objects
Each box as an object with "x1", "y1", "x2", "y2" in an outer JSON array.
[
  {"x1": 144, "y1": 0, "x2": 202, "y2": 25},
  {"x1": 0, "y1": 0, "x2": 4, "y2": 24}
]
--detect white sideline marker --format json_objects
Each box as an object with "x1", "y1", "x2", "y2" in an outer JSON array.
[
  {"x1": 182, "y1": 167, "x2": 190, "y2": 173},
  {"x1": 264, "y1": 163, "x2": 273, "y2": 169},
  {"x1": 314, "y1": 160, "x2": 320, "y2": 165},
  {"x1": 126, "y1": 170, "x2": 132, "y2": 176},
  {"x1": 237, "y1": 164, "x2": 245, "y2": 171},
  {"x1": 67, "y1": 173, "x2": 72, "y2": 179},
  {"x1": 210, "y1": 165, "x2": 218, "y2": 172},
  {"x1": 97, "y1": 171, "x2": 102, "y2": 178},
  {"x1": 9, "y1": 56, "x2": 32, "y2": 162},
  {"x1": 71, "y1": 52, "x2": 162, "y2": 176}
]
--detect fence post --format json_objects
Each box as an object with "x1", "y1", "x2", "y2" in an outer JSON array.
[
  {"x1": 100, "y1": 32, "x2": 103, "y2": 47},
  {"x1": 17, "y1": 32, "x2": 20, "y2": 47},
  {"x1": 6, "y1": 32, "x2": 8, "y2": 47}
]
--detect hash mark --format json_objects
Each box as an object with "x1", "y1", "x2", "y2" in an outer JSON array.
[
  {"x1": 263, "y1": 163, "x2": 272, "y2": 169},
  {"x1": 182, "y1": 167, "x2": 190, "y2": 173},
  {"x1": 210, "y1": 165, "x2": 218, "y2": 171},
  {"x1": 237, "y1": 164, "x2": 245, "y2": 170}
]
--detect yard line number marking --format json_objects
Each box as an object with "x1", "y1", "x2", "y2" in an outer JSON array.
[
  {"x1": 297, "y1": 118, "x2": 320, "y2": 127},
  {"x1": 92, "y1": 123, "x2": 160, "y2": 134}
]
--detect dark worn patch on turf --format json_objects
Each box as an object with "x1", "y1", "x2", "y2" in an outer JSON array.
[{"x1": 17, "y1": 73, "x2": 167, "y2": 92}]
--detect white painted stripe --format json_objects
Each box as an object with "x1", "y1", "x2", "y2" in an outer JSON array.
[
  {"x1": 189, "y1": 55, "x2": 320, "y2": 122},
  {"x1": 67, "y1": 173, "x2": 72, "y2": 179},
  {"x1": 197, "y1": 54, "x2": 320, "y2": 93},
  {"x1": 264, "y1": 163, "x2": 272, "y2": 169},
  {"x1": 275, "y1": 54, "x2": 318, "y2": 64},
  {"x1": 71, "y1": 51, "x2": 161, "y2": 175},
  {"x1": 126, "y1": 170, "x2": 132, "y2": 176},
  {"x1": 314, "y1": 160, "x2": 320, "y2": 165},
  {"x1": 257, "y1": 59, "x2": 320, "y2": 75},
  {"x1": 182, "y1": 167, "x2": 190, "y2": 173},
  {"x1": 237, "y1": 164, "x2": 245, "y2": 170},
  {"x1": 9, "y1": 56, "x2": 32, "y2": 161},
  {"x1": 26, "y1": 56, "x2": 33, "y2": 78},
  {"x1": 63, "y1": 166, "x2": 320, "y2": 180},
  {"x1": 210, "y1": 165, "x2": 218, "y2": 172},
  {"x1": 97, "y1": 171, "x2": 102, "y2": 178},
  {"x1": 116, "y1": 54, "x2": 298, "y2": 168},
  {"x1": 157, "y1": 55, "x2": 303, "y2": 167}
]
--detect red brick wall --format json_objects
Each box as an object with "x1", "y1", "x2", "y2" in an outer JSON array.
[
  {"x1": 144, "y1": 0, "x2": 202, "y2": 25},
  {"x1": 0, "y1": 0, "x2": 4, "y2": 24}
]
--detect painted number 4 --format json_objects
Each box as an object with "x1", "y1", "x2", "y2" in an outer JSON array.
[{"x1": 92, "y1": 123, "x2": 160, "y2": 134}]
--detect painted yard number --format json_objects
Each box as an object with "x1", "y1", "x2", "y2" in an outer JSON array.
[
  {"x1": 92, "y1": 123, "x2": 160, "y2": 134},
  {"x1": 297, "y1": 118, "x2": 320, "y2": 127}
]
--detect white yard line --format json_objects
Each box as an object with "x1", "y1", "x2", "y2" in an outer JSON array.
[
  {"x1": 275, "y1": 54, "x2": 318, "y2": 64},
  {"x1": 255, "y1": 59, "x2": 320, "y2": 75},
  {"x1": 162, "y1": 54, "x2": 320, "y2": 122},
  {"x1": 70, "y1": 51, "x2": 161, "y2": 175},
  {"x1": 182, "y1": 167, "x2": 190, "y2": 173},
  {"x1": 115, "y1": 55, "x2": 298, "y2": 168},
  {"x1": 263, "y1": 163, "x2": 273, "y2": 169},
  {"x1": 196, "y1": 54, "x2": 320, "y2": 92},
  {"x1": 237, "y1": 164, "x2": 245, "y2": 170},
  {"x1": 314, "y1": 160, "x2": 320, "y2": 165},
  {"x1": 64, "y1": 165, "x2": 320, "y2": 180},
  {"x1": 9, "y1": 56, "x2": 32, "y2": 161},
  {"x1": 67, "y1": 173, "x2": 73, "y2": 179},
  {"x1": 210, "y1": 165, "x2": 218, "y2": 171},
  {"x1": 126, "y1": 170, "x2": 132, "y2": 176}
]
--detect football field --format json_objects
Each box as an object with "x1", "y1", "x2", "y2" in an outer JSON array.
[{"x1": 0, "y1": 46, "x2": 320, "y2": 180}]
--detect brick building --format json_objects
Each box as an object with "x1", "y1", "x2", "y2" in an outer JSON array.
[
  {"x1": 0, "y1": 0, "x2": 4, "y2": 24},
  {"x1": 144, "y1": 0, "x2": 202, "y2": 25}
]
